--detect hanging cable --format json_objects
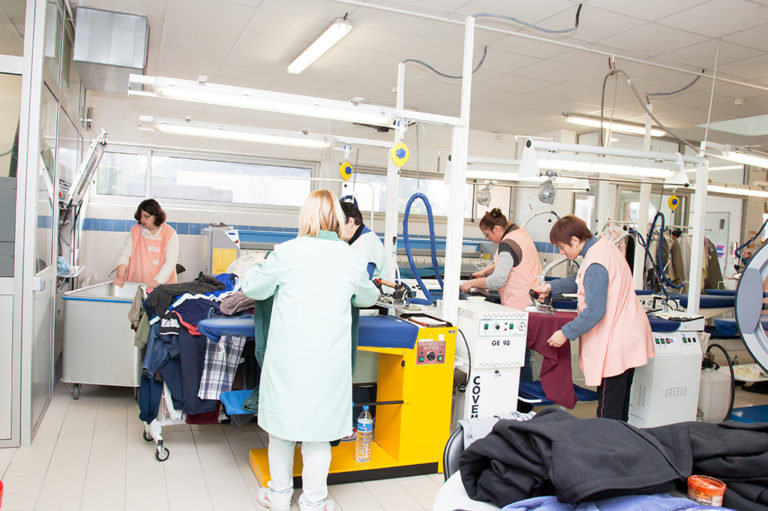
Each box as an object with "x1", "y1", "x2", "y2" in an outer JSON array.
[
  {"x1": 473, "y1": 4, "x2": 582, "y2": 34},
  {"x1": 402, "y1": 45, "x2": 488, "y2": 79},
  {"x1": 631, "y1": 228, "x2": 677, "y2": 309},
  {"x1": 645, "y1": 68, "x2": 705, "y2": 103},
  {"x1": 599, "y1": 68, "x2": 697, "y2": 151},
  {"x1": 734, "y1": 215, "x2": 768, "y2": 270},
  {"x1": 402, "y1": 193, "x2": 443, "y2": 306}
]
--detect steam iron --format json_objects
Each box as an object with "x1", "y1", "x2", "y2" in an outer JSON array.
[{"x1": 526, "y1": 289, "x2": 554, "y2": 314}]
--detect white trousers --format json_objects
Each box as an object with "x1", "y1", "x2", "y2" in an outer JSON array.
[{"x1": 267, "y1": 434, "x2": 332, "y2": 510}]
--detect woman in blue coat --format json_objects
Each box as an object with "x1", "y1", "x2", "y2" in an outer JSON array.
[{"x1": 243, "y1": 189, "x2": 379, "y2": 511}]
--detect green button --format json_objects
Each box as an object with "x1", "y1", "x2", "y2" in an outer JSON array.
[
  {"x1": 484, "y1": 324, "x2": 489, "y2": 330},
  {"x1": 419, "y1": 356, "x2": 424, "y2": 362}
]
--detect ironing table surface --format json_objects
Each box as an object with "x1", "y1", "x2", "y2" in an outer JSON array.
[
  {"x1": 553, "y1": 293, "x2": 734, "y2": 310},
  {"x1": 197, "y1": 314, "x2": 420, "y2": 349},
  {"x1": 530, "y1": 307, "x2": 680, "y2": 333},
  {"x1": 712, "y1": 317, "x2": 768, "y2": 337}
]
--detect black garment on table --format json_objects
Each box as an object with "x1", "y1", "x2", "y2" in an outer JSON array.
[
  {"x1": 459, "y1": 408, "x2": 688, "y2": 507},
  {"x1": 459, "y1": 407, "x2": 768, "y2": 510},
  {"x1": 143, "y1": 272, "x2": 226, "y2": 320},
  {"x1": 625, "y1": 235, "x2": 635, "y2": 275}
]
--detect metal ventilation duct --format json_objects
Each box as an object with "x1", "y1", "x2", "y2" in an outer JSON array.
[{"x1": 73, "y1": 7, "x2": 148, "y2": 93}]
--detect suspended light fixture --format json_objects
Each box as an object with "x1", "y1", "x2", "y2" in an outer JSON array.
[
  {"x1": 706, "y1": 182, "x2": 768, "y2": 198},
  {"x1": 565, "y1": 114, "x2": 665, "y2": 137},
  {"x1": 287, "y1": 16, "x2": 352, "y2": 74},
  {"x1": 140, "y1": 116, "x2": 332, "y2": 149},
  {"x1": 721, "y1": 148, "x2": 768, "y2": 169},
  {"x1": 519, "y1": 138, "x2": 694, "y2": 185}
]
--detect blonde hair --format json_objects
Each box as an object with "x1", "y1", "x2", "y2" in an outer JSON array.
[{"x1": 298, "y1": 189, "x2": 344, "y2": 238}]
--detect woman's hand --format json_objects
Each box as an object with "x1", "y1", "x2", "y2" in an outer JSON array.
[
  {"x1": 547, "y1": 329, "x2": 568, "y2": 348},
  {"x1": 113, "y1": 276, "x2": 126, "y2": 288},
  {"x1": 460, "y1": 280, "x2": 475, "y2": 293},
  {"x1": 532, "y1": 283, "x2": 552, "y2": 302},
  {"x1": 147, "y1": 279, "x2": 159, "y2": 290}
]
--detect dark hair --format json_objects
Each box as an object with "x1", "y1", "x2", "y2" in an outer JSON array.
[
  {"x1": 339, "y1": 200, "x2": 363, "y2": 226},
  {"x1": 479, "y1": 208, "x2": 508, "y2": 231},
  {"x1": 549, "y1": 214, "x2": 593, "y2": 245},
  {"x1": 134, "y1": 199, "x2": 166, "y2": 226}
]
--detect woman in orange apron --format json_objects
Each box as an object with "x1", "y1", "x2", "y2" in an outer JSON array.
[{"x1": 113, "y1": 199, "x2": 178, "y2": 289}]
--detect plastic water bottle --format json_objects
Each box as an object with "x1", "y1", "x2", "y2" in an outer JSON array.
[{"x1": 354, "y1": 405, "x2": 373, "y2": 463}]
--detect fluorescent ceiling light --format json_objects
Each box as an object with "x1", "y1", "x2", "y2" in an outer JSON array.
[
  {"x1": 288, "y1": 17, "x2": 352, "y2": 74},
  {"x1": 707, "y1": 183, "x2": 768, "y2": 198},
  {"x1": 565, "y1": 114, "x2": 665, "y2": 137},
  {"x1": 535, "y1": 153, "x2": 676, "y2": 179},
  {"x1": 721, "y1": 149, "x2": 768, "y2": 169},
  {"x1": 144, "y1": 117, "x2": 331, "y2": 149},
  {"x1": 130, "y1": 75, "x2": 394, "y2": 127}
]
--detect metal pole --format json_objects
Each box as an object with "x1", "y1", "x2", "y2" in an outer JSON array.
[{"x1": 441, "y1": 16, "x2": 474, "y2": 323}]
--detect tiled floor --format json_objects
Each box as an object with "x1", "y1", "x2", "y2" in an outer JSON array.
[
  {"x1": 2, "y1": 380, "x2": 768, "y2": 511},
  {"x1": 0, "y1": 383, "x2": 445, "y2": 511}
]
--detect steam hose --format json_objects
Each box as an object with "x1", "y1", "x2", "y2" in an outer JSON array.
[
  {"x1": 705, "y1": 343, "x2": 735, "y2": 421},
  {"x1": 402, "y1": 192, "x2": 443, "y2": 305},
  {"x1": 734, "y1": 215, "x2": 768, "y2": 270}
]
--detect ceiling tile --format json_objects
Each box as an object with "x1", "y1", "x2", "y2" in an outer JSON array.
[
  {"x1": 657, "y1": 40, "x2": 763, "y2": 69},
  {"x1": 717, "y1": 53, "x2": 768, "y2": 81},
  {"x1": 598, "y1": 22, "x2": 708, "y2": 57},
  {"x1": 661, "y1": 0, "x2": 768, "y2": 38},
  {"x1": 541, "y1": 5, "x2": 646, "y2": 43},
  {"x1": 722, "y1": 23, "x2": 768, "y2": 50},
  {"x1": 585, "y1": 0, "x2": 707, "y2": 21}
]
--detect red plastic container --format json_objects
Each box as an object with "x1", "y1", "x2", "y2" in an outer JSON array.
[{"x1": 688, "y1": 475, "x2": 726, "y2": 506}]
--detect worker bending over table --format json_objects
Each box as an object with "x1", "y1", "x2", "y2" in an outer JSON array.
[
  {"x1": 461, "y1": 208, "x2": 541, "y2": 382},
  {"x1": 242, "y1": 189, "x2": 379, "y2": 511},
  {"x1": 534, "y1": 215, "x2": 654, "y2": 421}
]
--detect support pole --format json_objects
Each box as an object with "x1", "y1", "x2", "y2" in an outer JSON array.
[
  {"x1": 383, "y1": 63, "x2": 406, "y2": 281},
  {"x1": 441, "y1": 16, "x2": 474, "y2": 324}
]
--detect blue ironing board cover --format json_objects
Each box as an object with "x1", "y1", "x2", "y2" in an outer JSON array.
[
  {"x1": 218, "y1": 389, "x2": 255, "y2": 415},
  {"x1": 668, "y1": 293, "x2": 734, "y2": 309},
  {"x1": 648, "y1": 317, "x2": 681, "y2": 332},
  {"x1": 358, "y1": 315, "x2": 420, "y2": 349},
  {"x1": 197, "y1": 315, "x2": 420, "y2": 349},
  {"x1": 198, "y1": 317, "x2": 255, "y2": 341},
  {"x1": 519, "y1": 380, "x2": 597, "y2": 404}
]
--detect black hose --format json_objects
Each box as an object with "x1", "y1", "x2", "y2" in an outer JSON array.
[
  {"x1": 456, "y1": 328, "x2": 471, "y2": 393},
  {"x1": 706, "y1": 343, "x2": 735, "y2": 421}
]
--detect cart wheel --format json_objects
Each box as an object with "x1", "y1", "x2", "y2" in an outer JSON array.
[
  {"x1": 72, "y1": 384, "x2": 80, "y2": 400},
  {"x1": 155, "y1": 446, "x2": 170, "y2": 462},
  {"x1": 143, "y1": 430, "x2": 152, "y2": 442}
]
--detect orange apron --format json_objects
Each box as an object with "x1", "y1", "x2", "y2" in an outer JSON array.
[
  {"x1": 126, "y1": 223, "x2": 177, "y2": 284},
  {"x1": 496, "y1": 228, "x2": 543, "y2": 310}
]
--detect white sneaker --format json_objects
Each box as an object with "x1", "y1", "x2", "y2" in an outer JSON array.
[
  {"x1": 299, "y1": 496, "x2": 334, "y2": 511},
  {"x1": 257, "y1": 487, "x2": 292, "y2": 511}
]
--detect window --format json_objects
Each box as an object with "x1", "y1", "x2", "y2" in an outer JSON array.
[
  {"x1": 96, "y1": 152, "x2": 147, "y2": 197},
  {"x1": 150, "y1": 156, "x2": 312, "y2": 206},
  {"x1": 345, "y1": 170, "x2": 478, "y2": 218}
]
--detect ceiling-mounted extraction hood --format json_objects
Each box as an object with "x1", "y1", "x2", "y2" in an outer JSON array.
[{"x1": 73, "y1": 6, "x2": 148, "y2": 93}]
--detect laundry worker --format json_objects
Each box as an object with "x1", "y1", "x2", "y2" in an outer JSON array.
[
  {"x1": 533, "y1": 215, "x2": 654, "y2": 421},
  {"x1": 460, "y1": 208, "x2": 542, "y2": 381},
  {"x1": 113, "y1": 198, "x2": 178, "y2": 290},
  {"x1": 242, "y1": 189, "x2": 379, "y2": 511},
  {"x1": 340, "y1": 200, "x2": 389, "y2": 279}
]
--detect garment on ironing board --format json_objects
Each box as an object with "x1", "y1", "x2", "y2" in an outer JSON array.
[{"x1": 526, "y1": 311, "x2": 578, "y2": 408}]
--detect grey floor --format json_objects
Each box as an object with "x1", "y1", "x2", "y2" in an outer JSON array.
[{"x1": 1, "y1": 378, "x2": 767, "y2": 511}]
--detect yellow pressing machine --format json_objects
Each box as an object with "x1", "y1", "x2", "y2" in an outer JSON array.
[{"x1": 249, "y1": 313, "x2": 457, "y2": 484}]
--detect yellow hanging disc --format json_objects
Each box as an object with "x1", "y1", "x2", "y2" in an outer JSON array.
[
  {"x1": 390, "y1": 142, "x2": 410, "y2": 167},
  {"x1": 339, "y1": 161, "x2": 353, "y2": 181},
  {"x1": 668, "y1": 195, "x2": 680, "y2": 210}
]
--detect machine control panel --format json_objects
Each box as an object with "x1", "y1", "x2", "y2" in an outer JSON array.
[
  {"x1": 478, "y1": 317, "x2": 527, "y2": 336},
  {"x1": 416, "y1": 336, "x2": 446, "y2": 365},
  {"x1": 652, "y1": 332, "x2": 699, "y2": 353}
]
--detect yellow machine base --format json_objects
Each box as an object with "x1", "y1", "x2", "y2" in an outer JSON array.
[{"x1": 249, "y1": 442, "x2": 440, "y2": 486}]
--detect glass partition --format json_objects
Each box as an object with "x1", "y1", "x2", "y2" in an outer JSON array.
[
  {"x1": 0, "y1": 1, "x2": 26, "y2": 56},
  {"x1": 0, "y1": 73, "x2": 21, "y2": 277},
  {"x1": 36, "y1": 87, "x2": 58, "y2": 272}
]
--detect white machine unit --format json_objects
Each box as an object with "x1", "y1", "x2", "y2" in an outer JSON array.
[
  {"x1": 629, "y1": 319, "x2": 703, "y2": 428},
  {"x1": 202, "y1": 226, "x2": 240, "y2": 275},
  {"x1": 454, "y1": 299, "x2": 528, "y2": 421}
]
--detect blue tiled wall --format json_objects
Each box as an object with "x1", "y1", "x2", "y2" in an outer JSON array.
[{"x1": 76, "y1": 217, "x2": 557, "y2": 253}]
